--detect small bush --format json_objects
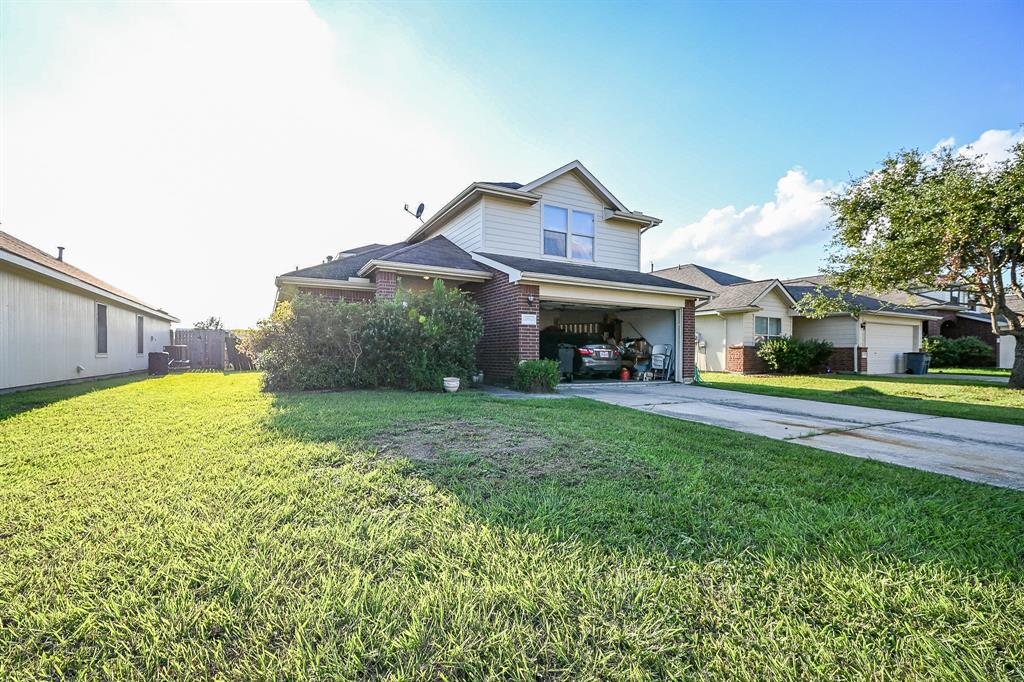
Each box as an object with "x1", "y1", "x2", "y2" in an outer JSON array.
[
  {"x1": 512, "y1": 359, "x2": 561, "y2": 393},
  {"x1": 922, "y1": 335, "x2": 994, "y2": 367},
  {"x1": 240, "y1": 280, "x2": 483, "y2": 391},
  {"x1": 756, "y1": 336, "x2": 835, "y2": 374}
]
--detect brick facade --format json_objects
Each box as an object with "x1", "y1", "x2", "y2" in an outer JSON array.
[
  {"x1": 298, "y1": 286, "x2": 375, "y2": 303},
  {"x1": 725, "y1": 345, "x2": 768, "y2": 374},
  {"x1": 681, "y1": 300, "x2": 695, "y2": 382},
  {"x1": 726, "y1": 344, "x2": 869, "y2": 374},
  {"x1": 374, "y1": 271, "x2": 398, "y2": 300},
  {"x1": 465, "y1": 269, "x2": 539, "y2": 382}
]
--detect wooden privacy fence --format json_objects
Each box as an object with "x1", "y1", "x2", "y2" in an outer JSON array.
[{"x1": 173, "y1": 329, "x2": 229, "y2": 370}]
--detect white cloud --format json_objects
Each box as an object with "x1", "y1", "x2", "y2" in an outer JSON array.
[
  {"x1": 1, "y1": 2, "x2": 490, "y2": 327},
  {"x1": 938, "y1": 128, "x2": 1023, "y2": 169},
  {"x1": 651, "y1": 168, "x2": 836, "y2": 268}
]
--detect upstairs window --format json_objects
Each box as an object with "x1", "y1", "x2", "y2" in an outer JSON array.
[
  {"x1": 543, "y1": 205, "x2": 568, "y2": 257},
  {"x1": 571, "y1": 211, "x2": 595, "y2": 260},
  {"x1": 137, "y1": 315, "x2": 145, "y2": 355},
  {"x1": 543, "y1": 205, "x2": 595, "y2": 260},
  {"x1": 96, "y1": 304, "x2": 108, "y2": 354},
  {"x1": 755, "y1": 315, "x2": 782, "y2": 339}
]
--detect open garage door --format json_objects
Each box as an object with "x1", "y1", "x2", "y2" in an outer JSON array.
[{"x1": 865, "y1": 322, "x2": 915, "y2": 374}]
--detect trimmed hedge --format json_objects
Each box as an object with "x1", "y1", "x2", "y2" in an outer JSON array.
[
  {"x1": 756, "y1": 336, "x2": 835, "y2": 374},
  {"x1": 241, "y1": 281, "x2": 484, "y2": 391},
  {"x1": 512, "y1": 360, "x2": 561, "y2": 393}
]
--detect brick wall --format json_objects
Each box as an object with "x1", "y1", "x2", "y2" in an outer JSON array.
[
  {"x1": 941, "y1": 314, "x2": 999, "y2": 352},
  {"x1": 466, "y1": 269, "x2": 539, "y2": 382},
  {"x1": 725, "y1": 345, "x2": 768, "y2": 374},
  {"x1": 823, "y1": 347, "x2": 855, "y2": 372},
  {"x1": 681, "y1": 300, "x2": 695, "y2": 381},
  {"x1": 858, "y1": 347, "x2": 868, "y2": 374},
  {"x1": 298, "y1": 286, "x2": 375, "y2": 303},
  {"x1": 375, "y1": 271, "x2": 398, "y2": 300}
]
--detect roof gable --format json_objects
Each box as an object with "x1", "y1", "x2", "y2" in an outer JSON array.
[{"x1": 520, "y1": 160, "x2": 628, "y2": 212}]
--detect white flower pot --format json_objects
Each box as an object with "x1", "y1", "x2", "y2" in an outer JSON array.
[{"x1": 442, "y1": 377, "x2": 460, "y2": 393}]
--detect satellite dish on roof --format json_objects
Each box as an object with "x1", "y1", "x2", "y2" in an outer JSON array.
[{"x1": 404, "y1": 202, "x2": 426, "y2": 223}]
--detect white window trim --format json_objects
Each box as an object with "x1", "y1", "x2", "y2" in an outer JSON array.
[
  {"x1": 541, "y1": 203, "x2": 596, "y2": 262},
  {"x1": 95, "y1": 302, "x2": 108, "y2": 357},
  {"x1": 754, "y1": 315, "x2": 783, "y2": 340}
]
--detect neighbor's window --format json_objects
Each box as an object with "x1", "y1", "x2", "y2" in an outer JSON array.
[
  {"x1": 96, "y1": 304, "x2": 108, "y2": 354},
  {"x1": 543, "y1": 205, "x2": 568, "y2": 257},
  {"x1": 755, "y1": 315, "x2": 782, "y2": 339},
  {"x1": 136, "y1": 315, "x2": 144, "y2": 354},
  {"x1": 543, "y1": 205, "x2": 595, "y2": 260},
  {"x1": 571, "y1": 211, "x2": 595, "y2": 260}
]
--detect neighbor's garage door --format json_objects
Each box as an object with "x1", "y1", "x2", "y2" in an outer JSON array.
[
  {"x1": 865, "y1": 322, "x2": 915, "y2": 374},
  {"x1": 999, "y1": 334, "x2": 1016, "y2": 369}
]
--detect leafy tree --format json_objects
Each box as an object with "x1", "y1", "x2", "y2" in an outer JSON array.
[
  {"x1": 821, "y1": 139, "x2": 1024, "y2": 388},
  {"x1": 194, "y1": 316, "x2": 224, "y2": 330}
]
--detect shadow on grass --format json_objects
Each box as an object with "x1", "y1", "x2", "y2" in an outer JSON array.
[
  {"x1": 704, "y1": 375, "x2": 1024, "y2": 425},
  {"x1": 0, "y1": 374, "x2": 154, "y2": 421},
  {"x1": 268, "y1": 389, "x2": 1024, "y2": 575}
]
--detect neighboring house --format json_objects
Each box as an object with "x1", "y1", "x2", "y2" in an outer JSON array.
[
  {"x1": 1, "y1": 231, "x2": 178, "y2": 392},
  {"x1": 275, "y1": 161, "x2": 710, "y2": 382},
  {"x1": 654, "y1": 264, "x2": 939, "y2": 374}
]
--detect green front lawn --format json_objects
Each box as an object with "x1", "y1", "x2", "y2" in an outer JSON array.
[
  {"x1": 701, "y1": 371, "x2": 1024, "y2": 425},
  {"x1": 1, "y1": 374, "x2": 1022, "y2": 679},
  {"x1": 930, "y1": 367, "x2": 1012, "y2": 377}
]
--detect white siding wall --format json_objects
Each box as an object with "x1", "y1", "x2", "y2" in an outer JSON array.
[
  {"x1": 741, "y1": 289, "x2": 794, "y2": 344},
  {"x1": 439, "y1": 201, "x2": 483, "y2": 252},
  {"x1": 793, "y1": 315, "x2": 858, "y2": 346},
  {"x1": 481, "y1": 172, "x2": 642, "y2": 270},
  {"x1": 0, "y1": 266, "x2": 172, "y2": 390},
  {"x1": 998, "y1": 334, "x2": 1017, "y2": 369}
]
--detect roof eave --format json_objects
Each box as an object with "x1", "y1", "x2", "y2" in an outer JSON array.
[
  {"x1": 406, "y1": 183, "x2": 541, "y2": 243},
  {"x1": 357, "y1": 259, "x2": 492, "y2": 282},
  {"x1": 1, "y1": 249, "x2": 178, "y2": 322},
  {"x1": 518, "y1": 271, "x2": 709, "y2": 298}
]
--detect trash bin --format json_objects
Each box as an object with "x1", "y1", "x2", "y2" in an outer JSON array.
[
  {"x1": 557, "y1": 344, "x2": 576, "y2": 382},
  {"x1": 905, "y1": 352, "x2": 931, "y2": 375},
  {"x1": 148, "y1": 351, "x2": 170, "y2": 376}
]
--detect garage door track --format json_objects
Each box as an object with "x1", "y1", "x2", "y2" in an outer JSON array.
[{"x1": 559, "y1": 382, "x2": 1024, "y2": 490}]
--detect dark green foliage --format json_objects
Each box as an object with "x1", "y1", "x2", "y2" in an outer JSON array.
[
  {"x1": 240, "y1": 280, "x2": 483, "y2": 391},
  {"x1": 922, "y1": 335, "x2": 995, "y2": 368},
  {"x1": 756, "y1": 336, "x2": 835, "y2": 374},
  {"x1": 511, "y1": 359, "x2": 561, "y2": 392}
]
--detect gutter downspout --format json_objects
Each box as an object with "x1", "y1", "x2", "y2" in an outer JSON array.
[{"x1": 852, "y1": 314, "x2": 860, "y2": 373}]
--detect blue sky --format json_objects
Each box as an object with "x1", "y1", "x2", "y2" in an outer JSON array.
[{"x1": 2, "y1": 1, "x2": 1022, "y2": 326}]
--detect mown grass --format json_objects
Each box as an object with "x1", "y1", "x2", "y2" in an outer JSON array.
[
  {"x1": 1, "y1": 373, "x2": 1022, "y2": 680},
  {"x1": 701, "y1": 371, "x2": 1024, "y2": 425},
  {"x1": 930, "y1": 367, "x2": 1012, "y2": 377}
]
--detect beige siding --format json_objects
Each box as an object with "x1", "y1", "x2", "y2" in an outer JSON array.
[
  {"x1": 482, "y1": 172, "x2": 642, "y2": 270},
  {"x1": 741, "y1": 288, "x2": 793, "y2": 344},
  {"x1": 793, "y1": 315, "x2": 857, "y2": 346},
  {"x1": 695, "y1": 315, "x2": 727, "y2": 371},
  {"x1": 439, "y1": 201, "x2": 483, "y2": 252},
  {"x1": 0, "y1": 266, "x2": 172, "y2": 390}
]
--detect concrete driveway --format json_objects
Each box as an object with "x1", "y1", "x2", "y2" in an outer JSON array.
[{"x1": 558, "y1": 382, "x2": 1024, "y2": 490}]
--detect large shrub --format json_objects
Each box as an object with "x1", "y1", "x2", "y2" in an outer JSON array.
[
  {"x1": 921, "y1": 336, "x2": 958, "y2": 367},
  {"x1": 512, "y1": 359, "x2": 561, "y2": 393},
  {"x1": 923, "y1": 335, "x2": 994, "y2": 368},
  {"x1": 240, "y1": 281, "x2": 483, "y2": 391},
  {"x1": 756, "y1": 336, "x2": 835, "y2": 374}
]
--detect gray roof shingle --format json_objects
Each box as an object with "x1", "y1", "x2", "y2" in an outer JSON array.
[
  {"x1": 477, "y1": 252, "x2": 710, "y2": 293},
  {"x1": 368, "y1": 236, "x2": 489, "y2": 272},
  {"x1": 698, "y1": 280, "x2": 783, "y2": 311},
  {"x1": 784, "y1": 284, "x2": 935, "y2": 317},
  {"x1": 654, "y1": 264, "x2": 752, "y2": 293}
]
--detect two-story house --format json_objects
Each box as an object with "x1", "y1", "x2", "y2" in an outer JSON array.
[{"x1": 275, "y1": 161, "x2": 710, "y2": 382}]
